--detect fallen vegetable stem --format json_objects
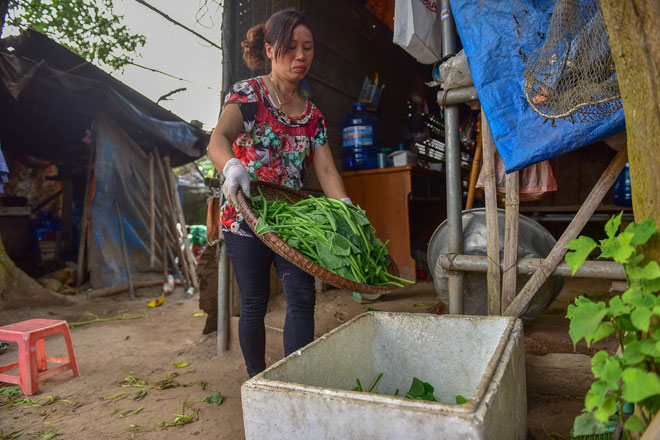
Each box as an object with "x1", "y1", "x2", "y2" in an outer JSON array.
[{"x1": 69, "y1": 314, "x2": 146, "y2": 329}]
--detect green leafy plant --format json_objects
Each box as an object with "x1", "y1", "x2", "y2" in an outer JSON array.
[
  {"x1": 3, "y1": 0, "x2": 146, "y2": 70},
  {"x1": 250, "y1": 193, "x2": 414, "y2": 287},
  {"x1": 565, "y1": 214, "x2": 660, "y2": 436},
  {"x1": 203, "y1": 392, "x2": 223, "y2": 406}
]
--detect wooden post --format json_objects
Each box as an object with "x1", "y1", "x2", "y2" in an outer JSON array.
[
  {"x1": 76, "y1": 143, "x2": 96, "y2": 287},
  {"x1": 114, "y1": 200, "x2": 135, "y2": 300},
  {"x1": 160, "y1": 217, "x2": 168, "y2": 282},
  {"x1": 502, "y1": 171, "x2": 520, "y2": 311},
  {"x1": 481, "y1": 111, "x2": 501, "y2": 315},
  {"x1": 153, "y1": 148, "x2": 192, "y2": 290},
  {"x1": 466, "y1": 121, "x2": 483, "y2": 210},
  {"x1": 504, "y1": 147, "x2": 628, "y2": 317},
  {"x1": 149, "y1": 153, "x2": 155, "y2": 269}
]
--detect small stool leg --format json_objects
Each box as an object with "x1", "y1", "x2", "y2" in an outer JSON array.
[
  {"x1": 35, "y1": 338, "x2": 47, "y2": 372},
  {"x1": 18, "y1": 340, "x2": 37, "y2": 396},
  {"x1": 62, "y1": 326, "x2": 80, "y2": 377}
]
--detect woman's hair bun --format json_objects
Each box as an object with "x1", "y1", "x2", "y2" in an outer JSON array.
[{"x1": 241, "y1": 24, "x2": 266, "y2": 70}]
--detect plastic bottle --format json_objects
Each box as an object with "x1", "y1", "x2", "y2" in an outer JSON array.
[
  {"x1": 613, "y1": 162, "x2": 632, "y2": 207},
  {"x1": 341, "y1": 102, "x2": 378, "y2": 171}
]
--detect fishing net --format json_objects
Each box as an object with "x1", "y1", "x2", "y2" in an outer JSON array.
[{"x1": 523, "y1": 0, "x2": 621, "y2": 123}]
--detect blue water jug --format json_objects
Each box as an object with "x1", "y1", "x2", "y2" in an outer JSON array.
[
  {"x1": 341, "y1": 102, "x2": 378, "y2": 171},
  {"x1": 613, "y1": 162, "x2": 632, "y2": 207}
]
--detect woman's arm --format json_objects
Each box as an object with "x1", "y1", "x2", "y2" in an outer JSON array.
[
  {"x1": 312, "y1": 143, "x2": 349, "y2": 200},
  {"x1": 208, "y1": 103, "x2": 244, "y2": 172}
]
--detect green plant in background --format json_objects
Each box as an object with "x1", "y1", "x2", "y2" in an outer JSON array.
[
  {"x1": 2, "y1": 0, "x2": 146, "y2": 70},
  {"x1": 565, "y1": 213, "x2": 660, "y2": 437}
]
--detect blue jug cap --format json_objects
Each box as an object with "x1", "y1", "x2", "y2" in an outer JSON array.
[{"x1": 353, "y1": 102, "x2": 366, "y2": 110}]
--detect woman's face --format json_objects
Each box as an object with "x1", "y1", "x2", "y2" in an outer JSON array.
[{"x1": 266, "y1": 24, "x2": 314, "y2": 81}]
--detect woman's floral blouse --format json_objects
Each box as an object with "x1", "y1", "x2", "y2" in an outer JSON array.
[{"x1": 220, "y1": 77, "x2": 327, "y2": 236}]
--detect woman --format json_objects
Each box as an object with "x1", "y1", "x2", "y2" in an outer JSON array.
[{"x1": 208, "y1": 10, "x2": 351, "y2": 377}]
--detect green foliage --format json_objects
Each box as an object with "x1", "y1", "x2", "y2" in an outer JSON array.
[
  {"x1": 405, "y1": 378, "x2": 437, "y2": 402},
  {"x1": 4, "y1": 0, "x2": 146, "y2": 70},
  {"x1": 565, "y1": 216, "x2": 660, "y2": 436},
  {"x1": 203, "y1": 392, "x2": 223, "y2": 406},
  {"x1": 250, "y1": 194, "x2": 414, "y2": 288}
]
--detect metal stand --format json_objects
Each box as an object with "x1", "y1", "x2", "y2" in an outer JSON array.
[
  {"x1": 438, "y1": 4, "x2": 629, "y2": 318},
  {"x1": 441, "y1": 0, "x2": 464, "y2": 315}
]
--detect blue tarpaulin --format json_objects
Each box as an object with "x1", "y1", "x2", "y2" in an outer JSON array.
[
  {"x1": 88, "y1": 114, "x2": 169, "y2": 288},
  {"x1": 448, "y1": 0, "x2": 625, "y2": 172}
]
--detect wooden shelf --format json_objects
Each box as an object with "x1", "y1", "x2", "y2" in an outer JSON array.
[{"x1": 519, "y1": 204, "x2": 633, "y2": 213}]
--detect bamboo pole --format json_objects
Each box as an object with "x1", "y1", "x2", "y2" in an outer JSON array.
[
  {"x1": 641, "y1": 409, "x2": 660, "y2": 440},
  {"x1": 76, "y1": 143, "x2": 96, "y2": 287},
  {"x1": 164, "y1": 156, "x2": 198, "y2": 278},
  {"x1": 163, "y1": 156, "x2": 198, "y2": 291},
  {"x1": 153, "y1": 148, "x2": 192, "y2": 290},
  {"x1": 481, "y1": 111, "x2": 501, "y2": 315},
  {"x1": 502, "y1": 171, "x2": 520, "y2": 311},
  {"x1": 504, "y1": 147, "x2": 628, "y2": 317},
  {"x1": 149, "y1": 153, "x2": 155, "y2": 269},
  {"x1": 466, "y1": 121, "x2": 483, "y2": 210},
  {"x1": 89, "y1": 279, "x2": 182, "y2": 298}
]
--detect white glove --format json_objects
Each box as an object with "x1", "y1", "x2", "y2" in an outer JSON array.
[
  {"x1": 222, "y1": 158, "x2": 251, "y2": 207},
  {"x1": 340, "y1": 197, "x2": 354, "y2": 206}
]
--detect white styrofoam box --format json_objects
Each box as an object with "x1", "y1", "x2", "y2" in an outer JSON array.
[
  {"x1": 388, "y1": 150, "x2": 417, "y2": 167},
  {"x1": 242, "y1": 312, "x2": 527, "y2": 440}
]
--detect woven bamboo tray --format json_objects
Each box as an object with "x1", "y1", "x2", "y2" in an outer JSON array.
[{"x1": 236, "y1": 181, "x2": 400, "y2": 294}]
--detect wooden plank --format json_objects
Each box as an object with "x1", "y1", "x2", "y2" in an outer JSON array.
[
  {"x1": 519, "y1": 204, "x2": 634, "y2": 213},
  {"x1": 502, "y1": 171, "x2": 520, "y2": 311},
  {"x1": 149, "y1": 153, "x2": 155, "y2": 269},
  {"x1": 0, "y1": 207, "x2": 31, "y2": 216},
  {"x1": 504, "y1": 147, "x2": 629, "y2": 317},
  {"x1": 481, "y1": 111, "x2": 501, "y2": 315}
]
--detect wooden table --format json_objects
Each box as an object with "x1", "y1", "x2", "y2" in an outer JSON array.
[{"x1": 342, "y1": 166, "x2": 446, "y2": 281}]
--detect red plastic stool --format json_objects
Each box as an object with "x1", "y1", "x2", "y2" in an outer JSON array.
[{"x1": 0, "y1": 319, "x2": 80, "y2": 395}]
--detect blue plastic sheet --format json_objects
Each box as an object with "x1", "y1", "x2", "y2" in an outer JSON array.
[
  {"x1": 88, "y1": 114, "x2": 168, "y2": 288},
  {"x1": 448, "y1": 0, "x2": 625, "y2": 172}
]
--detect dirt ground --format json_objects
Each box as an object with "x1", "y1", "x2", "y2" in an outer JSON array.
[{"x1": 0, "y1": 279, "x2": 610, "y2": 439}]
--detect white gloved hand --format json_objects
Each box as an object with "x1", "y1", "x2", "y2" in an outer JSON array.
[
  {"x1": 340, "y1": 197, "x2": 354, "y2": 206},
  {"x1": 222, "y1": 158, "x2": 251, "y2": 208}
]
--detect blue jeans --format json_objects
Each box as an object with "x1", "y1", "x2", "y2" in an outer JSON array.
[{"x1": 224, "y1": 230, "x2": 316, "y2": 377}]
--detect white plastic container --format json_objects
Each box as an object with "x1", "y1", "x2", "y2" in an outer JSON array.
[
  {"x1": 242, "y1": 312, "x2": 527, "y2": 440},
  {"x1": 388, "y1": 150, "x2": 417, "y2": 167}
]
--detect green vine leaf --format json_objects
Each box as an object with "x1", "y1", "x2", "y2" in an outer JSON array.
[
  {"x1": 599, "y1": 232, "x2": 635, "y2": 264},
  {"x1": 605, "y1": 212, "x2": 623, "y2": 238},
  {"x1": 567, "y1": 297, "x2": 608, "y2": 347},
  {"x1": 622, "y1": 288, "x2": 657, "y2": 308},
  {"x1": 623, "y1": 414, "x2": 646, "y2": 433},
  {"x1": 627, "y1": 261, "x2": 660, "y2": 283},
  {"x1": 623, "y1": 341, "x2": 646, "y2": 365},
  {"x1": 572, "y1": 411, "x2": 609, "y2": 436},
  {"x1": 631, "y1": 306, "x2": 652, "y2": 332},
  {"x1": 607, "y1": 296, "x2": 625, "y2": 316},
  {"x1": 640, "y1": 339, "x2": 660, "y2": 359},
  {"x1": 625, "y1": 218, "x2": 658, "y2": 246},
  {"x1": 594, "y1": 394, "x2": 617, "y2": 422},
  {"x1": 622, "y1": 368, "x2": 660, "y2": 403},
  {"x1": 585, "y1": 379, "x2": 618, "y2": 413},
  {"x1": 565, "y1": 236, "x2": 598, "y2": 275},
  {"x1": 591, "y1": 351, "x2": 621, "y2": 382}
]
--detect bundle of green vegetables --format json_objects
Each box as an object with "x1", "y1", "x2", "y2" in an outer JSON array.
[{"x1": 249, "y1": 191, "x2": 412, "y2": 288}]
